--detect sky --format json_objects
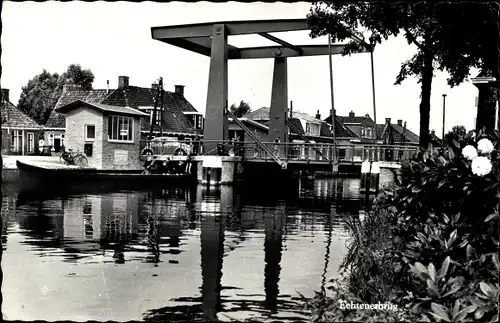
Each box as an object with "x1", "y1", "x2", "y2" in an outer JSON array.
[{"x1": 1, "y1": 1, "x2": 480, "y2": 135}]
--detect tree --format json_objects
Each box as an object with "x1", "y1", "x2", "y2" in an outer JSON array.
[
  {"x1": 18, "y1": 64, "x2": 95, "y2": 124},
  {"x1": 443, "y1": 125, "x2": 467, "y2": 147},
  {"x1": 307, "y1": 2, "x2": 498, "y2": 150},
  {"x1": 229, "y1": 100, "x2": 251, "y2": 118}
]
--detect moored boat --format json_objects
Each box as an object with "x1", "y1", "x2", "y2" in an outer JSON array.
[{"x1": 16, "y1": 160, "x2": 195, "y2": 188}]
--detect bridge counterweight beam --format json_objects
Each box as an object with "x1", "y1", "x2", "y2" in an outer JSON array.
[
  {"x1": 268, "y1": 57, "x2": 288, "y2": 156},
  {"x1": 204, "y1": 24, "x2": 229, "y2": 154}
]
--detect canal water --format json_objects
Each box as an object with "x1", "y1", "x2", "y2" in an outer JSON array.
[{"x1": 1, "y1": 175, "x2": 392, "y2": 322}]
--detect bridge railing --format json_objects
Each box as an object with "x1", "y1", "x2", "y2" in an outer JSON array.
[{"x1": 139, "y1": 138, "x2": 418, "y2": 163}]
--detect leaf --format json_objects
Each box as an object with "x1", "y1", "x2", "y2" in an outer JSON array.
[
  {"x1": 452, "y1": 299, "x2": 460, "y2": 317},
  {"x1": 474, "y1": 307, "x2": 485, "y2": 320},
  {"x1": 428, "y1": 263, "x2": 437, "y2": 282},
  {"x1": 484, "y1": 213, "x2": 498, "y2": 222},
  {"x1": 447, "y1": 230, "x2": 458, "y2": 247},
  {"x1": 439, "y1": 256, "x2": 450, "y2": 279},
  {"x1": 442, "y1": 284, "x2": 461, "y2": 298},
  {"x1": 479, "y1": 282, "x2": 494, "y2": 297},
  {"x1": 430, "y1": 303, "x2": 451, "y2": 322},
  {"x1": 427, "y1": 279, "x2": 440, "y2": 297}
]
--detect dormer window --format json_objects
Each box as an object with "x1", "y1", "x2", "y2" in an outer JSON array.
[
  {"x1": 306, "y1": 123, "x2": 320, "y2": 136},
  {"x1": 361, "y1": 128, "x2": 365, "y2": 136}
]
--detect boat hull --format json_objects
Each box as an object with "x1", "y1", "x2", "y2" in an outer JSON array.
[{"x1": 16, "y1": 160, "x2": 195, "y2": 190}]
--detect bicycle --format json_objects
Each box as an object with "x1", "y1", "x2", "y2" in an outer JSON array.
[{"x1": 60, "y1": 148, "x2": 88, "y2": 167}]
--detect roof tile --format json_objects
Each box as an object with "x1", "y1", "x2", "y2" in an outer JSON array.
[{"x1": 1, "y1": 100, "x2": 43, "y2": 129}]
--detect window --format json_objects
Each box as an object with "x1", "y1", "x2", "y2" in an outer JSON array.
[
  {"x1": 361, "y1": 128, "x2": 365, "y2": 136},
  {"x1": 10, "y1": 130, "x2": 22, "y2": 151},
  {"x1": 49, "y1": 133, "x2": 54, "y2": 145},
  {"x1": 196, "y1": 115, "x2": 203, "y2": 129},
  {"x1": 305, "y1": 123, "x2": 320, "y2": 136},
  {"x1": 367, "y1": 128, "x2": 372, "y2": 138},
  {"x1": 108, "y1": 115, "x2": 134, "y2": 142},
  {"x1": 27, "y1": 133, "x2": 34, "y2": 153},
  {"x1": 85, "y1": 125, "x2": 96, "y2": 141}
]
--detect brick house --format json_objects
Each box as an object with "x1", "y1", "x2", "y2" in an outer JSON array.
[
  {"x1": 324, "y1": 110, "x2": 377, "y2": 141},
  {"x1": 377, "y1": 118, "x2": 420, "y2": 160},
  {"x1": 44, "y1": 76, "x2": 203, "y2": 152},
  {"x1": 1, "y1": 88, "x2": 43, "y2": 155},
  {"x1": 55, "y1": 100, "x2": 148, "y2": 170}
]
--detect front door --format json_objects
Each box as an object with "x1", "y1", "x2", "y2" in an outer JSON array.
[{"x1": 54, "y1": 138, "x2": 61, "y2": 153}]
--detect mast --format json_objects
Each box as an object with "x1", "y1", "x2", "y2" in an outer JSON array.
[
  {"x1": 149, "y1": 77, "x2": 162, "y2": 140},
  {"x1": 370, "y1": 48, "x2": 379, "y2": 161}
]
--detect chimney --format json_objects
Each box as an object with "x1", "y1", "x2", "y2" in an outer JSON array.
[
  {"x1": 106, "y1": 80, "x2": 110, "y2": 94},
  {"x1": 118, "y1": 76, "x2": 129, "y2": 89},
  {"x1": 349, "y1": 111, "x2": 355, "y2": 118},
  {"x1": 316, "y1": 110, "x2": 321, "y2": 119},
  {"x1": 151, "y1": 83, "x2": 158, "y2": 91},
  {"x1": 1, "y1": 89, "x2": 9, "y2": 103},
  {"x1": 174, "y1": 85, "x2": 184, "y2": 96},
  {"x1": 397, "y1": 119, "x2": 403, "y2": 126},
  {"x1": 385, "y1": 118, "x2": 391, "y2": 124},
  {"x1": 431, "y1": 130, "x2": 436, "y2": 136}
]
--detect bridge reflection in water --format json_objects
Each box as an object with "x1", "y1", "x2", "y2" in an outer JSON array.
[{"x1": 1, "y1": 176, "x2": 381, "y2": 322}]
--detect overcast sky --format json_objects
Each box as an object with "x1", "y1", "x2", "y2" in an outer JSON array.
[{"x1": 1, "y1": 1, "x2": 480, "y2": 135}]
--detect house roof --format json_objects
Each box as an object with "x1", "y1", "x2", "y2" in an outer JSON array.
[
  {"x1": 1, "y1": 99, "x2": 43, "y2": 129},
  {"x1": 244, "y1": 106, "x2": 356, "y2": 138},
  {"x1": 244, "y1": 107, "x2": 270, "y2": 121},
  {"x1": 45, "y1": 84, "x2": 200, "y2": 135},
  {"x1": 376, "y1": 123, "x2": 419, "y2": 144},
  {"x1": 324, "y1": 113, "x2": 375, "y2": 125},
  {"x1": 103, "y1": 86, "x2": 200, "y2": 136},
  {"x1": 55, "y1": 100, "x2": 149, "y2": 117},
  {"x1": 45, "y1": 89, "x2": 111, "y2": 128}
]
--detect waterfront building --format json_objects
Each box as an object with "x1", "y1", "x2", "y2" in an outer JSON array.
[
  {"x1": 55, "y1": 100, "x2": 148, "y2": 170},
  {"x1": 376, "y1": 117, "x2": 419, "y2": 160},
  {"x1": 1, "y1": 88, "x2": 44, "y2": 156},
  {"x1": 324, "y1": 111, "x2": 380, "y2": 160},
  {"x1": 44, "y1": 76, "x2": 204, "y2": 153}
]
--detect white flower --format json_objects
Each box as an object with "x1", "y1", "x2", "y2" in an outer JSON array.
[
  {"x1": 471, "y1": 156, "x2": 492, "y2": 176},
  {"x1": 477, "y1": 138, "x2": 495, "y2": 154},
  {"x1": 462, "y1": 145, "x2": 478, "y2": 160}
]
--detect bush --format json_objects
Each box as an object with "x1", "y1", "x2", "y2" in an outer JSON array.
[{"x1": 307, "y1": 129, "x2": 499, "y2": 322}]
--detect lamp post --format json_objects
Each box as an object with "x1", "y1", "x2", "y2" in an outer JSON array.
[{"x1": 442, "y1": 94, "x2": 447, "y2": 140}]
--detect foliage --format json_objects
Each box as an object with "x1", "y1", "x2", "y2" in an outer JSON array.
[
  {"x1": 443, "y1": 126, "x2": 467, "y2": 147},
  {"x1": 229, "y1": 100, "x2": 251, "y2": 118},
  {"x1": 306, "y1": 1, "x2": 498, "y2": 149},
  {"x1": 307, "y1": 130, "x2": 499, "y2": 322},
  {"x1": 18, "y1": 64, "x2": 94, "y2": 124}
]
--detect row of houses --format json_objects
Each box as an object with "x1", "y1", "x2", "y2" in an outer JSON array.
[
  {"x1": 2, "y1": 75, "x2": 435, "y2": 159},
  {"x1": 1, "y1": 76, "x2": 204, "y2": 156}
]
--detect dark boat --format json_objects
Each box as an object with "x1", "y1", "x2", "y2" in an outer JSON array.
[{"x1": 16, "y1": 160, "x2": 195, "y2": 190}]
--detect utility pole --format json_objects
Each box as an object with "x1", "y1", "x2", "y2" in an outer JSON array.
[
  {"x1": 328, "y1": 34, "x2": 338, "y2": 173},
  {"x1": 442, "y1": 94, "x2": 447, "y2": 140}
]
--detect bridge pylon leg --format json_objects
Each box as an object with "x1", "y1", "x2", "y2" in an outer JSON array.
[
  {"x1": 268, "y1": 57, "x2": 288, "y2": 157},
  {"x1": 204, "y1": 24, "x2": 229, "y2": 155}
]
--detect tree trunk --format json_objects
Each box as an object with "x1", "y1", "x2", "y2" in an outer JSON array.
[{"x1": 418, "y1": 50, "x2": 435, "y2": 150}]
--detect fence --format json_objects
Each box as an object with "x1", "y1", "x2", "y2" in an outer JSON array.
[{"x1": 139, "y1": 139, "x2": 418, "y2": 163}]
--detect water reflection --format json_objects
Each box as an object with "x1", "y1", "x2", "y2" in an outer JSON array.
[{"x1": 1, "y1": 176, "x2": 382, "y2": 321}]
